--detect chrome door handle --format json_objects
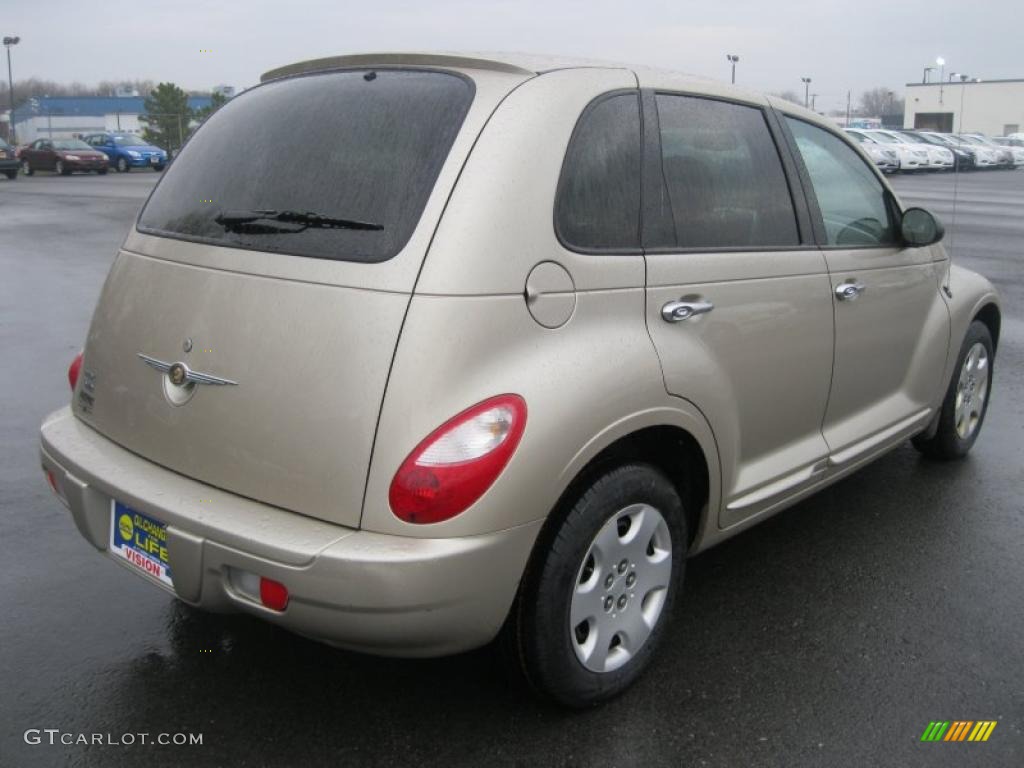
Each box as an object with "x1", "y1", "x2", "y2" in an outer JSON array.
[
  {"x1": 834, "y1": 281, "x2": 866, "y2": 301},
  {"x1": 661, "y1": 299, "x2": 714, "y2": 323}
]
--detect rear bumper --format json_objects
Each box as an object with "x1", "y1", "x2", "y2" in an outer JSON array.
[
  {"x1": 40, "y1": 407, "x2": 540, "y2": 657},
  {"x1": 126, "y1": 156, "x2": 164, "y2": 167},
  {"x1": 65, "y1": 160, "x2": 108, "y2": 170}
]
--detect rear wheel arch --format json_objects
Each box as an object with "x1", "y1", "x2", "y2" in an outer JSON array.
[{"x1": 535, "y1": 424, "x2": 712, "y2": 560}]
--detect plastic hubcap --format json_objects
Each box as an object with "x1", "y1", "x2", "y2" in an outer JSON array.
[
  {"x1": 954, "y1": 342, "x2": 989, "y2": 440},
  {"x1": 570, "y1": 503, "x2": 672, "y2": 673}
]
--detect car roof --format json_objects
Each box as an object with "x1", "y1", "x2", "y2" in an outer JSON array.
[{"x1": 261, "y1": 50, "x2": 826, "y2": 124}]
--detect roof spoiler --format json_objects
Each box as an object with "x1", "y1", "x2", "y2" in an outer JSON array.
[{"x1": 261, "y1": 53, "x2": 536, "y2": 83}]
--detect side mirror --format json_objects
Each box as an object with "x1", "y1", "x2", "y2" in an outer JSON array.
[{"x1": 901, "y1": 207, "x2": 945, "y2": 247}]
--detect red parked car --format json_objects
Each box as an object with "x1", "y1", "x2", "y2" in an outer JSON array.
[
  {"x1": 20, "y1": 138, "x2": 109, "y2": 176},
  {"x1": 0, "y1": 137, "x2": 18, "y2": 179}
]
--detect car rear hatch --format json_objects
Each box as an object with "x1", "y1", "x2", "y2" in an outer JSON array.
[{"x1": 72, "y1": 62, "x2": 532, "y2": 527}]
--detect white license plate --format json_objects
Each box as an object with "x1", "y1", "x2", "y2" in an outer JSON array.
[{"x1": 109, "y1": 501, "x2": 173, "y2": 587}]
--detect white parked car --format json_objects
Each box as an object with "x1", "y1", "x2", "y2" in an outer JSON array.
[
  {"x1": 921, "y1": 132, "x2": 999, "y2": 168},
  {"x1": 958, "y1": 135, "x2": 1015, "y2": 169},
  {"x1": 896, "y1": 130, "x2": 976, "y2": 171},
  {"x1": 990, "y1": 137, "x2": 1024, "y2": 166},
  {"x1": 845, "y1": 129, "x2": 928, "y2": 172},
  {"x1": 843, "y1": 129, "x2": 898, "y2": 172},
  {"x1": 871, "y1": 130, "x2": 954, "y2": 171}
]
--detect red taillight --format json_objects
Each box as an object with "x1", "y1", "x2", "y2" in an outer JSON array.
[
  {"x1": 259, "y1": 577, "x2": 290, "y2": 611},
  {"x1": 389, "y1": 394, "x2": 527, "y2": 524},
  {"x1": 68, "y1": 351, "x2": 84, "y2": 391}
]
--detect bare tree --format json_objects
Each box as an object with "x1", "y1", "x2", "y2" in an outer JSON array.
[
  {"x1": 1, "y1": 78, "x2": 159, "y2": 106},
  {"x1": 859, "y1": 87, "x2": 904, "y2": 117},
  {"x1": 770, "y1": 90, "x2": 803, "y2": 106}
]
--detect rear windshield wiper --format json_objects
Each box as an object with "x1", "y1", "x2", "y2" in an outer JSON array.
[{"x1": 214, "y1": 209, "x2": 384, "y2": 234}]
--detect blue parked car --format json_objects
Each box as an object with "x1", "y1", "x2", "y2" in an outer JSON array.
[{"x1": 82, "y1": 133, "x2": 167, "y2": 172}]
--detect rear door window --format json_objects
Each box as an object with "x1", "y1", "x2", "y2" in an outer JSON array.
[
  {"x1": 138, "y1": 69, "x2": 474, "y2": 263},
  {"x1": 555, "y1": 92, "x2": 642, "y2": 251},
  {"x1": 650, "y1": 94, "x2": 800, "y2": 250}
]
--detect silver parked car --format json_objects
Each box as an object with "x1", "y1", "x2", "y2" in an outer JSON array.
[{"x1": 40, "y1": 53, "x2": 1001, "y2": 707}]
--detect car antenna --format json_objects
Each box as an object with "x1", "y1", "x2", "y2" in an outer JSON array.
[{"x1": 942, "y1": 83, "x2": 968, "y2": 298}]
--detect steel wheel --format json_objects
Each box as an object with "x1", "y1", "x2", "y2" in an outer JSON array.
[
  {"x1": 21, "y1": 159, "x2": 32, "y2": 175},
  {"x1": 570, "y1": 503, "x2": 672, "y2": 673},
  {"x1": 955, "y1": 342, "x2": 989, "y2": 440},
  {"x1": 55, "y1": 160, "x2": 65, "y2": 175}
]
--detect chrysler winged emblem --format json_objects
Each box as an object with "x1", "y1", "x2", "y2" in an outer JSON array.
[{"x1": 137, "y1": 353, "x2": 238, "y2": 386}]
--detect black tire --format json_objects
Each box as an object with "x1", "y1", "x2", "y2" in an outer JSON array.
[
  {"x1": 3, "y1": 169, "x2": 16, "y2": 180},
  {"x1": 913, "y1": 320, "x2": 994, "y2": 460},
  {"x1": 56, "y1": 160, "x2": 70, "y2": 176},
  {"x1": 97, "y1": 168, "x2": 108, "y2": 175},
  {"x1": 116, "y1": 157, "x2": 129, "y2": 173},
  {"x1": 153, "y1": 164, "x2": 165, "y2": 172},
  {"x1": 509, "y1": 463, "x2": 687, "y2": 707},
  {"x1": 21, "y1": 159, "x2": 33, "y2": 176}
]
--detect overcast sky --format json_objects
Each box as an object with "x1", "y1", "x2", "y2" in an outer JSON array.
[{"x1": 4, "y1": 0, "x2": 1019, "y2": 112}]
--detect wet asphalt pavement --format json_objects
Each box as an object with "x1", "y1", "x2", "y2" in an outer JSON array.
[{"x1": 1, "y1": 170, "x2": 1022, "y2": 767}]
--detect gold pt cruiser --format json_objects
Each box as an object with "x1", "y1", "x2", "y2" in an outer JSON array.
[{"x1": 40, "y1": 53, "x2": 1001, "y2": 707}]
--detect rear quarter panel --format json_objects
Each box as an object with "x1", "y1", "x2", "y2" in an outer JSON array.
[{"x1": 361, "y1": 289, "x2": 721, "y2": 540}]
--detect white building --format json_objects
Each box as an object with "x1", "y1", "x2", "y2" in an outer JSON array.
[{"x1": 904, "y1": 79, "x2": 1024, "y2": 136}]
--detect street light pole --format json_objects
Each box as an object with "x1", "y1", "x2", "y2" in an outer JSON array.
[
  {"x1": 726, "y1": 54, "x2": 739, "y2": 84},
  {"x1": 801, "y1": 77, "x2": 812, "y2": 108},
  {"x1": 811, "y1": 93, "x2": 818, "y2": 111},
  {"x1": 3, "y1": 35, "x2": 19, "y2": 145},
  {"x1": 936, "y1": 56, "x2": 946, "y2": 104}
]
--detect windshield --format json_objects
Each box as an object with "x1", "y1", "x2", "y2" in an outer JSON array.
[
  {"x1": 874, "y1": 132, "x2": 906, "y2": 144},
  {"x1": 899, "y1": 132, "x2": 927, "y2": 144},
  {"x1": 113, "y1": 135, "x2": 152, "y2": 147},
  {"x1": 54, "y1": 140, "x2": 92, "y2": 150},
  {"x1": 138, "y1": 69, "x2": 474, "y2": 263}
]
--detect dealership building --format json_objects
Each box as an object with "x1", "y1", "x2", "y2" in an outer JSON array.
[
  {"x1": 904, "y1": 79, "x2": 1024, "y2": 136},
  {"x1": 8, "y1": 95, "x2": 213, "y2": 143}
]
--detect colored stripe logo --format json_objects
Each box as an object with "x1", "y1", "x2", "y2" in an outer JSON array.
[{"x1": 921, "y1": 721, "x2": 997, "y2": 742}]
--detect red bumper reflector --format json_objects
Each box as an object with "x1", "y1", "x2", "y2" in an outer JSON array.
[{"x1": 259, "y1": 577, "x2": 289, "y2": 611}]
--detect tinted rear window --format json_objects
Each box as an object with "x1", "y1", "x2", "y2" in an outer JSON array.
[
  {"x1": 554, "y1": 92, "x2": 642, "y2": 251},
  {"x1": 650, "y1": 94, "x2": 799, "y2": 250},
  {"x1": 138, "y1": 69, "x2": 474, "y2": 263}
]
